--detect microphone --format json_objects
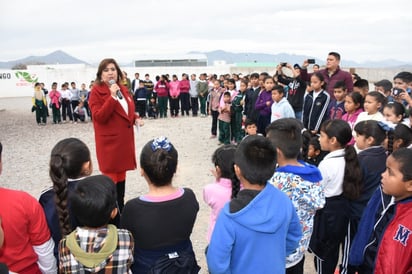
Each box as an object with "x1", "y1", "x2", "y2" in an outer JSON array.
[{"x1": 108, "y1": 79, "x2": 123, "y2": 99}]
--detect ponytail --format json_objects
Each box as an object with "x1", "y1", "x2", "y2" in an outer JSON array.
[{"x1": 342, "y1": 145, "x2": 362, "y2": 200}]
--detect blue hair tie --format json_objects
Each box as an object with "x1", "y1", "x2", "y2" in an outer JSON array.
[
  {"x1": 378, "y1": 121, "x2": 395, "y2": 132},
  {"x1": 151, "y1": 136, "x2": 172, "y2": 152}
]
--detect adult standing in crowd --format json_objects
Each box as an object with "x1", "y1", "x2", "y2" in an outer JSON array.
[
  {"x1": 300, "y1": 52, "x2": 353, "y2": 100},
  {"x1": 131, "y1": 72, "x2": 140, "y2": 95},
  {"x1": 89, "y1": 58, "x2": 142, "y2": 211}
]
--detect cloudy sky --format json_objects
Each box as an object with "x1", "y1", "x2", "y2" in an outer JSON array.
[{"x1": 1, "y1": 0, "x2": 411, "y2": 64}]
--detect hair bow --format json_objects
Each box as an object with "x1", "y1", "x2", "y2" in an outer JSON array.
[
  {"x1": 378, "y1": 121, "x2": 395, "y2": 132},
  {"x1": 151, "y1": 136, "x2": 172, "y2": 152}
]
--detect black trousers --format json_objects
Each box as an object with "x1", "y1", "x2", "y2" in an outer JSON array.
[
  {"x1": 180, "y1": 93, "x2": 190, "y2": 115},
  {"x1": 116, "y1": 180, "x2": 125, "y2": 212},
  {"x1": 170, "y1": 96, "x2": 180, "y2": 116},
  {"x1": 190, "y1": 97, "x2": 199, "y2": 116},
  {"x1": 136, "y1": 100, "x2": 147, "y2": 117},
  {"x1": 211, "y1": 110, "x2": 219, "y2": 135}
]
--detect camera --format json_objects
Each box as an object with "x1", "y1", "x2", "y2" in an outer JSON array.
[
  {"x1": 393, "y1": 88, "x2": 404, "y2": 96},
  {"x1": 307, "y1": 59, "x2": 316, "y2": 64},
  {"x1": 280, "y1": 62, "x2": 287, "y2": 67}
]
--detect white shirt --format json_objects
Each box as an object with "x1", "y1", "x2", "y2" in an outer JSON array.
[{"x1": 318, "y1": 148, "x2": 345, "y2": 197}]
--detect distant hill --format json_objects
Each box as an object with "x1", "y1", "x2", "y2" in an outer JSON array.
[
  {"x1": 190, "y1": 50, "x2": 412, "y2": 68},
  {"x1": 0, "y1": 50, "x2": 88, "y2": 69}
]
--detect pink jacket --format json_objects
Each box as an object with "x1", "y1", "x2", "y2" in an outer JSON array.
[
  {"x1": 169, "y1": 80, "x2": 181, "y2": 97},
  {"x1": 49, "y1": 90, "x2": 61, "y2": 109}
]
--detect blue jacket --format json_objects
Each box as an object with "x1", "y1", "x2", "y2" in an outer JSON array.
[{"x1": 206, "y1": 183, "x2": 302, "y2": 274}]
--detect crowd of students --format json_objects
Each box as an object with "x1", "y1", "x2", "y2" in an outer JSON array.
[{"x1": 9, "y1": 51, "x2": 412, "y2": 273}]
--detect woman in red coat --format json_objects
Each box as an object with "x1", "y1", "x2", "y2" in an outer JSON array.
[{"x1": 89, "y1": 58, "x2": 141, "y2": 211}]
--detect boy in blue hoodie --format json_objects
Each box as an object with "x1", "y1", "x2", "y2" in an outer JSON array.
[
  {"x1": 207, "y1": 135, "x2": 302, "y2": 274},
  {"x1": 267, "y1": 118, "x2": 325, "y2": 274}
]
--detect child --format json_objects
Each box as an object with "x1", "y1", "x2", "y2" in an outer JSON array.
[
  {"x1": 197, "y1": 73, "x2": 209, "y2": 117},
  {"x1": 353, "y1": 79, "x2": 369, "y2": 98},
  {"x1": 179, "y1": 73, "x2": 191, "y2": 116},
  {"x1": 392, "y1": 123, "x2": 412, "y2": 151},
  {"x1": 342, "y1": 92, "x2": 364, "y2": 130},
  {"x1": 255, "y1": 76, "x2": 275, "y2": 134},
  {"x1": 154, "y1": 75, "x2": 170, "y2": 118},
  {"x1": 134, "y1": 80, "x2": 148, "y2": 118},
  {"x1": 270, "y1": 84, "x2": 295, "y2": 122},
  {"x1": 309, "y1": 119, "x2": 362, "y2": 274},
  {"x1": 218, "y1": 92, "x2": 232, "y2": 145},
  {"x1": 49, "y1": 82, "x2": 62, "y2": 124},
  {"x1": 267, "y1": 118, "x2": 324, "y2": 273},
  {"x1": 209, "y1": 80, "x2": 223, "y2": 138},
  {"x1": 383, "y1": 101, "x2": 408, "y2": 126},
  {"x1": 305, "y1": 136, "x2": 328, "y2": 167},
  {"x1": 189, "y1": 74, "x2": 199, "y2": 117},
  {"x1": 0, "y1": 142, "x2": 57, "y2": 273},
  {"x1": 120, "y1": 137, "x2": 200, "y2": 273},
  {"x1": 39, "y1": 138, "x2": 99, "y2": 261},
  {"x1": 59, "y1": 175, "x2": 134, "y2": 272},
  {"x1": 73, "y1": 100, "x2": 87, "y2": 123},
  {"x1": 147, "y1": 94, "x2": 158, "y2": 119},
  {"x1": 329, "y1": 80, "x2": 347, "y2": 119},
  {"x1": 302, "y1": 72, "x2": 331, "y2": 134},
  {"x1": 355, "y1": 91, "x2": 386, "y2": 124},
  {"x1": 60, "y1": 82, "x2": 74, "y2": 123},
  {"x1": 374, "y1": 79, "x2": 394, "y2": 101},
  {"x1": 393, "y1": 71, "x2": 412, "y2": 109},
  {"x1": 207, "y1": 135, "x2": 301, "y2": 273},
  {"x1": 203, "y1": 145, "x2": 240, "y2": 243},
  {"x1": 169, "y1": 74, "x2": 181, "y2": 117},
  {"x1": 349, "y1": 148, "x2": 412, "y2": 273},
  {"x1": 32, "y1": 82, "x2": 48, "y2": 125},
  {"x1": 243, "y1": 118, "x2": 259, "y2": 136},
  {"x1": 231, "y1": 79, "x2": 247, "y2": 143}
]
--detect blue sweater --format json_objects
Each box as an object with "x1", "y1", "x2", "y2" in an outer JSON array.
[{"x1": 206, "y1": 184, "x2": 302, "y2": 274}]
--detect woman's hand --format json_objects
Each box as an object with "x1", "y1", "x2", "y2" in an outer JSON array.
[
  {"x1": 109, "y1": 82, "x2": 120, "y2": 98},
  {"x1": 135, "y1": 119, "x2": 144, "y2": 127}
]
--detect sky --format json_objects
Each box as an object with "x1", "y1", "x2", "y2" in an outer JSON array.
[{"x1": 1, "y1": 0, "x2": 411, "y2": 64}]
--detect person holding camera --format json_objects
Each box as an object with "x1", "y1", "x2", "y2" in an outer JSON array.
[
  {"x1": 393, "y1": 71, "x2": 412, "y2": 110},
  {"x1": 276, "y1": 63, "x2": 307, "y2": 120},
  {"x1": 300, "y1": 52, "x2": 353, "y2": 100}
]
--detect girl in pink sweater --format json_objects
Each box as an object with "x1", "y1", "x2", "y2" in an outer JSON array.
[{"x1": 203, "y1": 145, "x2": 240, "y2": 243}]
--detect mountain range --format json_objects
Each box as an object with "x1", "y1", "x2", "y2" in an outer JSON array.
[{"x1": 1, "y1": 50, "x2": 411, "y2": 69}]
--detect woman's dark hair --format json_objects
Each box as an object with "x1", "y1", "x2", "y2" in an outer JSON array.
[
  {"x1": 227, "y1": 78, "x2": 236, "y2": 87},
  {"x1": 354, "y1": 120, "x2": 387, "y2": 146},
  {"x1": 321, "y1": 120, "x2": 362, "y2": 200},
  {"x1": 384, "y1": 101, "x2": 406, "y2": 121},
  {"x1": 212, "y1": 145, "x2": 240, "y2": 198},
  {"x1": 311, "y1": 72, "x2": 327, "y2": 90},
  {"x1": 94, "y1": 58, "x2": 123, "y2": 85},
  {"x1": 346, "y1": 92, "x2": 364, "y2": 110},
  {"x1": 140, "y1": 137, "x2": 178, "y2": 186},
  {"x1": 49, "y1": 138, "x2": 91, "y2": 236},
  {"x1": 390, "y1": 148, "x2": 412, "y2": 181},
  {"x1": 70, "y1": 175, "x2": 116, "y2": 228}
]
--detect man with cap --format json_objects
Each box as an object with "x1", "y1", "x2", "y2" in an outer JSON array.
[
  {"x1": 276, "y1": 63, "x2": 307, "y2": 120},
  {"x1": 300, "y1": 52, "x2": 353, "y2": 100}
]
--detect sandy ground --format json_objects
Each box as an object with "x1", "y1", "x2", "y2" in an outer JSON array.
[{"x1": 0, "y1": 97, "x2": 316, "y2": 273}]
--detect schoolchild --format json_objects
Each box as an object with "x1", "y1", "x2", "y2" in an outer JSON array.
[
  {"x1": 267, "y1": 118, "x2": 324, "y2": 274},
  {"x1": 231, "y1": 79, "x2": 247, "y2": 143},
  {"x1": 342, "y1": 92, "x2": 364, "y2": 131},
  {"x1": 0, "y1": 142, "x2": 57, "y2": 273},
  {"x1": 197, "y1": 73, "x2": 209, "y2": 117},
  {"x1": 189, "y1": 74, "x2": 199, "y2": 117},
  {"x1": 383, "y1": 101, "x2": 409, "y2": 126},
  {"x1": 73, "y1": 100, "x2": 87, "y2": 123},
  {"x1": 393, "y1": 71, "x2": 412, "y2": 109},
  {"x1": 203, "y1": 145, "x2": 240, "y2": 243},
  {"x1": 39, "y1": 138, "x2": 95, "y2": 261},
  {"x1": 355, "y1": 91, "x2": 386, "y2": 124},
  {"x1": 180, "y1": 73, "x2": 191, "y2": 116},
  {"x1": 154, "y1": 75, "x2": 170, "y2": 118},
  {"x1": 207, "y1": 135, "x2": 302, "y2": 273},
  {"x1": 120, "y1": 137, "x2": 200, "y2": 274},
  {"x1": 305, "y1": 135, "x2": 328, "y2": 167},
  {"x1": 353, "y1": 79, "x2": 369, "y2": 98},
  {"x1": 302, "y1": 72, "x2": 331, "y2": 134},
  {"x1": 392, "y1": 123, "x2": 412, "y2": 151},
  {"x1": 58, "y1": 175, "x2": 134, "y2": 273},
  {"x1": 209, "y1": 80, "x2": 223, "y2": 138},
  {"x1": 244, "y1": 72, "x2": 261, "y2": 123},
  {"x1": 218, "y1": 92, "x2": 232, "y2": 145},
  {"x1": 349, "y1": 148, "x2": 412, "y2": 273},
  {"x1": 32, "y1": 82, "x2": 48, "y2": 125},
  {"x1": 49, "y1": 82, "x2": 62, "y2": 124},
  {"x1": 309, "y1": 119, "x2": 362, "y2": 274},
  {"x1": 270, "y1": 84, "x2": 295, "y2": 122},
  {"x1": 329, "y1": 80, "x2": 347, "y2": 119},
  {"x1": 147, "y1": 94, "x2": 159, "y2": 119},
  {"x1": 243, "y1": 118, "x2": 259, "y2": 137},
  {"x1": 169, "y1": 74, "x2": 181, "y2": 117},
  {"x1": 255, "y1": 76, "x2": 275, "y2": 135},
  {"x1": 134, "y1": 80, "x2": 148, "y2": 118},
  {"x1": 60, "y1": 82, "x2": 73, "y2": 123}
]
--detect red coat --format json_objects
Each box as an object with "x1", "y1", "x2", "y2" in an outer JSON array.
[{"x1": 89, "y1": 82, "x2": 137, "y2": 174}]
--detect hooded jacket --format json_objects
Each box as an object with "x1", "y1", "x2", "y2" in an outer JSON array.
[
  {"x1": 206, "y1": 183, "x2": 301, "y2": 274},
  {"x1": 269, "y1": 162, "x2": 325, "y2": 267}
]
